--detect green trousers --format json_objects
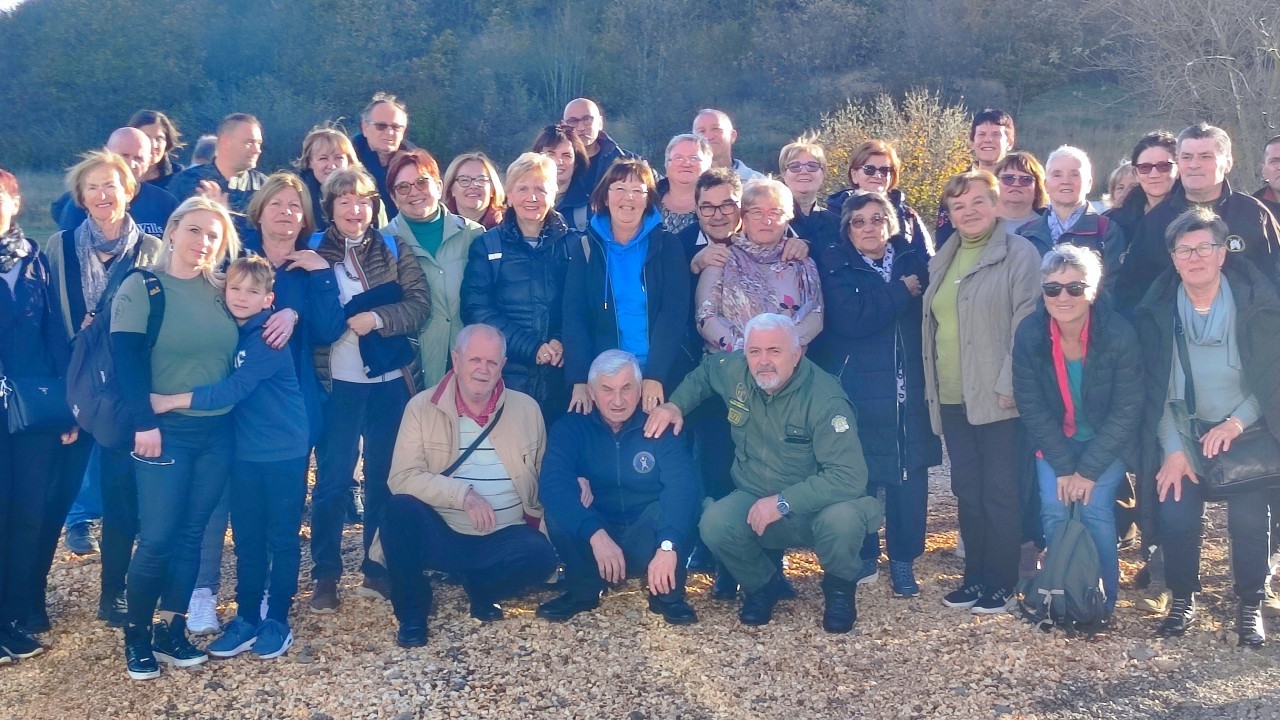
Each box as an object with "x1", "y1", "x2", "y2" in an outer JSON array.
[{"x1": 700, "y1": 490, "x2": 881, "y2": 593}]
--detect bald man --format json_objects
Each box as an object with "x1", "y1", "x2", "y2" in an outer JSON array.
[
  {"x1": 559, "y1": 98, "x2": 636, "y2": 225},
  {"x1": 693, "y1": 109, "x2": 763, "y2": 183},
  {"x1": 52, "y1": 127, "x2": 180, "y2": 236}
]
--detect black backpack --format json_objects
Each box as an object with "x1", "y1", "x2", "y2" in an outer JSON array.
[
  {"x1": 66, "y1": 269, "x2": 165, "y2": 450},
  {"x1": 1019, "y1": 501, "x2": 1108, "y2": 633}
]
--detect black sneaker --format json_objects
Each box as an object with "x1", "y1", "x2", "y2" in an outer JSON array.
[
  {"x1": 152, "y1": 616, "x2": 207, "y2": 668},
  {"x1": 1237, "y1": 600, "x2": 1265, "y2": 648},
  {"x1": 1157, "y1": 594, "x2": 1197, "y2": 637},
  {"x1": 395, "y1": 623, "x2": 427, "y2": 648},
  {"x1": 536, "y1": 592, "x2": 600, "y2": 622},
  {"x1": 0, "y1": 621, "x2": 44, "y2": 659},
  {"x1": 124, "y1": 625, "x2": 160, "y2": 680},
  {"x1": 941, "y1": 583, "x2": 984, "y2": 609},
  {"x1": 820, "y1": 575, "x2": 857, "y2": 633},
  {"x1": 98, "y1": 590, "x2": 128, "y2": 628},
  {"x1": 65, "y1": 523, "x2": 100, "y2": 555},
  {"x1": 972, "y1": 586, "x2": 1014, "y2": 614}
]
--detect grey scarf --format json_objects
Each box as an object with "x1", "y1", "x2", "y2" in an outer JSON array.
[
  {"x1": 75, "y1": 215, "x2": 141, "y2": 311},
  {"x1": 1170, "y1": 278, "x2": 1239, "y2": 401},
  {"x1": 0, "y1": 223, "x2": 30, "y2": 273}
]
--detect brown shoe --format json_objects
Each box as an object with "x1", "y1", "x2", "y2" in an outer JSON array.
[
  {"x1": 355, "y1": 574, "x2": 391, "y2": 601},
  {"x1": 309, "y1": 579, "x2": 340, "y2": 614}
]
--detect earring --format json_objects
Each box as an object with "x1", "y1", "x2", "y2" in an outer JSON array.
[{"x1": 168, "y1": 242, "x2": 174, "y2": 251}]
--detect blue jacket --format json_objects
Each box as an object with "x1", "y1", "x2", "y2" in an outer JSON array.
[
  {"x1": 0, "y1": 239, "x2": 71, "y2": 380},
  {"x1": 539, "y1": 409, "x2": 700, "y2": 551},
  {"x1": 1018, "y1": 205, "x2": 1127, "y2": 285},
  {"x1": 52, "y1": 184, "x2": 180, "y2": 237},
  {"x1": 190, "y1": 310, "x2": 309, "y2": 462},
  {"x1": 816, "y1": 235, "x2": 941, "y2": 483}
]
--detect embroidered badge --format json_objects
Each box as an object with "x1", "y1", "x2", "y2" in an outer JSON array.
[
  {"x1": 734, "y1": 383, "x2": 747, "y2": 402},
  {"x1": 831, "y1": 415, "x2": 850, "y2": 433},
  {"x1": 633, "y1": 451, "x2": 655, "y2": 473},
  {"x1": 1226, "y1": 235, "x2": 1245, "y2": 252}
]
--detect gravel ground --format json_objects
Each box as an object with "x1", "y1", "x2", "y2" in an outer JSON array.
[{"x1": 4, "y1": 463, "x2": 1280, "y2": 720}]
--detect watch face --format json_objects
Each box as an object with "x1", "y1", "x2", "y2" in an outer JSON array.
[{"x1": 660, "y1": 540, "x2": 674, "y2": 552}]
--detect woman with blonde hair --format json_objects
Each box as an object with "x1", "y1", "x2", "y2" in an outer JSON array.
[
  {"x1": 442, "y1": 152, "x2": 506, "y2": 230},
  {"x1": 295, "y1": 127, "x2": 360, "y2": 233}
]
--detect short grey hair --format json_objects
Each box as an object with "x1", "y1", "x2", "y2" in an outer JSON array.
[
  {"x1": 454, "y1": 323, "x2": 506, "y2": 359},
  {"x1": 1178, "y1": 122, "x2": 1233, "y2": 170},
  {"x1": 588, "y1": 349, "x2": 642, "y2": 386},
  {"x1": 744, "y1": 313, "x2": 800, "y2": 350},
  {"x1": 1045, "y1": 145, "x2": 1093, "y2": 195},
  {"x1": 839, "y1": 191, "x2": 900, "y2": 240},
  {"x1": 741, "y1": 178, "x2": 794, "y2": 220},
  {"x1": 665, "y1": 133, "x2": 712, "y2": 163},
  {"x1": 1040, "y1": 244, "x2": 1103, "y2": 301},
  {"x1": 1164, "y1": 206, "x2": 1229, "y2": 252}
]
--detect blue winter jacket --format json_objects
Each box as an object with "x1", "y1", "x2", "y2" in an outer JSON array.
[{"x1": 0, "y1": 240, "x2": 71, "y2": 380}]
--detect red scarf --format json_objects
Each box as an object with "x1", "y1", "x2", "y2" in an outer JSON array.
[
  {"x1": 431, "y1": 370, "x2": 504, "y2": 425},
  {"x1": 1049, "y1": 313, "x2": 1090, "y2": 438}
]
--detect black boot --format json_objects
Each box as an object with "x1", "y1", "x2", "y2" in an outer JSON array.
[
  {"x1": 1237, "y1": 600, "x2": 1266, "y2": 648},
  {"x1": 711, "y1": 561, "x2": 739, "y2": 601},
  {"x1": 123, "y1": 625, "x2": 160, "y2": 681},
  {"x1": 739, "y1": 574, "x2": 784, "y2": 626},
  {"x1": 821, "y1": 575, "x2": 858, "y2": 634},
  {"x1": 152, "y1": 615, "x2": 207, "y2": 667},
  {"x1": 768, "y1": 551, "x2": 796, "y2": 599},
  {"x1": 1156, "y1": 594, "x2": 1196, "y2": 637},
  {"x1": 647, "y1": 593, "x2": 699, "y2": 625}
]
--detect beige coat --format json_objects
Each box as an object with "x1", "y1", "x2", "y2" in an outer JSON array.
[
  {"x1": 368, "y1": 374, "x2": 547, "y2": 565},
  {"x1": 921, "y1": 219, "x2": 1040, "y2": 433}
]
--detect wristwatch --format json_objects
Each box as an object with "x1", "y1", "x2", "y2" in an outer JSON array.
[
  {"x1": 659, "y1": 540, "x2": 676, "y2": 553},
  {"x1": 776, "y1": 493, "x2": 792, "y2": 518}
]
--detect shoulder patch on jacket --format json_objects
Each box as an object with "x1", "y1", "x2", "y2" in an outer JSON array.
[{"x1": 831, "y1": 415, "x2": 850, "y2": 433}]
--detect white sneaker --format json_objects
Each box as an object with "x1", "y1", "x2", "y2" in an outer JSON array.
[
  {"x1": 954, "y1": 535, "x2": 966, "y2": 559},
  {"x1": 186, "y1": 588, "x2": 221, "y2": 636}
]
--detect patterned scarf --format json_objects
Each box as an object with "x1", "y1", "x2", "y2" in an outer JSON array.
[
  {"x1": 0, "y1": 223, "x2": 30, "y2": 273},
  {"x1": 705, "y1": 233, "x2": 821, "y2": 348},
  {"x1": 859, "y1": 243, "x2": 895, "y2": 282},
  {"x1": 75, "y1": 215, "x2": 141, "y2": 312}
]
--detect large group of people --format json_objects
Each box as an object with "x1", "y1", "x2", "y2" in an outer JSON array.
[{"x1": 3, "y1": 94, "x2": 1280, "y2": 682}]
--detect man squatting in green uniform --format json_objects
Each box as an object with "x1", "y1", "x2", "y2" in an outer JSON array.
[{"x1": 644, "y1": 313, "x2": 881, "y2": 633}]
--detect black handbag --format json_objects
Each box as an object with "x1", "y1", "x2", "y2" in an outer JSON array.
[
  {"x1": 0, "y1": 357, "x2": 75, "y2": 434},
  {"x1": 1175, "y1": 314, "x2": 1280, "y2": 498}
]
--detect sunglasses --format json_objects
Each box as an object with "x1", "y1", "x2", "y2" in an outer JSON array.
[
  {"x1": 393, "y1": 176, "x2": 433, "y2": 196},
  {"x1": 999, "y1": 174, "x2": 1035, "y2": 188},
  {"x1": 370, "y1": 121, "x2": 406, "y2": 133},
  {"x1": 786, "y1": 161, "x2": 823, "y2": 173},
  {"x1": 131, "y1": 452, "x2": 176, "y2": 466},
  {"x1": 1042, "y1": 281, "x2": 1090, "y2": 298},
  {"x1": 1135, "y1": 161, "x2": 1175, "y2": 175},
  {"x1": 849, "y1": 214, "x2": 888, "y2": 230},
  {"x1": 860, "y1": 164, "x2": 893, "y2": 179}
]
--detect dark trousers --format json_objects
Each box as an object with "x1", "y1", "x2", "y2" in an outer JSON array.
[
  {"x1": 312, "y1": 379, "x2": 409, "y2": 581},
  {"x1": 1160, "y1": 480, "x2": 1272, "y2": 603},
  {"x1": 383, "y1": 495, "x2": 557, "y2": 624},
  {"x1": 940, "y1": 404, "x2": 1022, "y2": 591},
  {"x1": 228, "y1": 457, "x2": 308, "y2": 623},
  {"x1": 126, "y1": 414, "x2": 232, "y2": 627},
  {"x1": 30, "y1": 435, "x2": 91, "y2": 617},
  {"x1": 545, "y1": 501, "x2": 687, "y2": 603},
  {"x1": 861, "y1": 466, "x2": 929, "y2": 563},
  {"x1": 0, "y1": 425, "x2": 59, "y2": 623},
  {"x1": 100, "y1": 445, "x2": 139, "y2": 598},
  {"x1": 689, "y1": 397, "x2": 735, "y2": 501}
]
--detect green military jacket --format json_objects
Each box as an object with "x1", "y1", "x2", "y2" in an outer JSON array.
[{"x1": 669, "y1": 351, "x2": 869, "y2": 514}]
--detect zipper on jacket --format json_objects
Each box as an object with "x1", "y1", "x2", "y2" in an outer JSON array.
[{"x1": 614, "y1": 436, "x2": 626, "y2": 517}]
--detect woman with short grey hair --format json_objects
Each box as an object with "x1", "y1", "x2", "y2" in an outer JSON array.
[{"x1": 658, "y1": 134, "x2": 713, "y2": 234}]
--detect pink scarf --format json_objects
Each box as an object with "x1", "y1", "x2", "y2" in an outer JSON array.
[{"x1": 1049, "y1": 314, "x2": 1090, "y2": 438}]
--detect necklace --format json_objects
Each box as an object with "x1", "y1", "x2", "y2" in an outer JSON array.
[{"x1": 1194, "y1": 305, "x2": 1211, "y2": 314}]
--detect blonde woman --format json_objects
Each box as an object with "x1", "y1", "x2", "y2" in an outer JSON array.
[{"x1": 442, "y1": 152, "x2": 506, "y2": 229}]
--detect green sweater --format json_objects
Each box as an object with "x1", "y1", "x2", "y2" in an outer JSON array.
[
  {"x1": 405, "y1": 207, "x2": 446, "y2": 256},
  {"x1": 931, "y1": 231, "x2": 990, "y2": 405}
]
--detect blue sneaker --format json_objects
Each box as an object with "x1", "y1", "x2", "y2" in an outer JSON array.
[
  {"x1": 252, "y1": 619, "x2": 293, "y2": 660},
  {"x1": 890, "y1": 560, "x2": 920, "y2": 598},
  {"x1": 855, "y1": 558, "x2": 879, "y2": 586},
  {"x1": 206, "y1": 617, "x2": 257, "y2": 658}
]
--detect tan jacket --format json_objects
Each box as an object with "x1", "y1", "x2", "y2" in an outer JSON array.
[
  {"x1": 921, "y1": 219, "x2": 1040, "y2": 433},
  {"x1": 368, "y1": 374, "x2": 547, "y2": 565}
]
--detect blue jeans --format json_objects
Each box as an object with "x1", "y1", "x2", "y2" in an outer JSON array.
[
  {"x1": 125, "y1": 414, "x2": 233, "y2": 627},
  {"x1": 861, "y1": 466, "x2": 929, "y2": 563},
  {"x1": 64, "y1": 442, "x2": 102, "y2": 528},
  {"x1": 195, "y1": 483, "x2": 231, "y2": 592},
  {"x1": 230, "y1": 457, "x2": 308, "y2": 623},
  {"x1": 312, "y1": 379, "x2": 409, "y2": 582},
  {"x1": 1036, "y1": 455, "x2": 1125, "y2": 612}
]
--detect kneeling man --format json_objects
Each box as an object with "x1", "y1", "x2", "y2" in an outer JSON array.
[
  {"x1": 379, "y1": 324, "x2": 558, "y2": 647},
  {"x1": 537, "y1": 350, "x2": 701, "y2": 625},
  {"x1": 645, "y1": 313, "x2": 879, "y2": 633}
]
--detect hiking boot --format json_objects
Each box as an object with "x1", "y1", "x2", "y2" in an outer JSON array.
[
  {"x1": 942, "y1": 582, "x2": 984, "y2": 609},
  {"x1": 309, "y1": 579, "x2": 340, "y2": 614},
  {"x1": 972, "y1": 586, "x2": 1014, "y2": 615},
  {"x1": 535, "y1": 592, "x2": 600, "y2": 623},
  {"x1": 355, "y1": 574, "x2": 391, "y2": 601},
  {"x1": 123, "y1": 625, "x2": 160, "y2": 680},
  {"x1": 0, "y1": 621, "x2": 44, "y2": 659},
  {"x1": 98, "y1": 590, "x2": 128, "y2": 628},
  {"x1": 186, "y1": 588, "x2": 220, "y2": 636},
  {"x1": 1237, "y1": 601, "x2": 1266, "y2": 648},
  {"x1": 65, "y1": 523, "x2": 99, "y2": 555},
  {"x1": 821, "y1": 575, "x2": 857, "y2": 633},
  {"x1": 152, "y1": 616, "x2": 206, "y2": 667},
  {"x1": 252, "y1": 619, "x2": 293, "y2": 659},
  {"x1": 739, "y1": 575, "x2": 784, "y2": 626},
  {"x1": 711, "y1": 562, "x2": 739, "y2": 601},
  {"x1": 206, "y1": 616, "x2": 257, "y2": 658},
  {"x1": 1156, "y1": 594, "x2": 1196, "y2": 637},
  {"x1": 854, "y1": 558, "x2": 879, "y2": 586},
  {"x1": 890, "y1": 560, "x2": 920, "y2": 598},
  {"x1": 647, "y1": 595, "x2": 699, "y2": 626}
]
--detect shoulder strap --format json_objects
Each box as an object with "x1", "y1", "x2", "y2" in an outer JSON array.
[
  {"x1": 580, "y1": 235, "x2": 591, "y2": 264},
  {"x1": 307, "y1": 232, "x2": 324, "y2": 251},
  {"x1": 442, "y1": 405, "x2": 505, "y2": 477},
  {"x1": 132, "y1": 269, "x2": 166, "y2": 349},
  {"x1": 1173, "y1": 313, "x2": 1196, "y2": 416},
  {"x1": 381, "y1": 232, "x2": 400, "y2": 260}
]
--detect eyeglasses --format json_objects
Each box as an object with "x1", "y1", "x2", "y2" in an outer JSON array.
[
  {"x1": 371, "y1": 121, "x2": 406, "y2": 134},
  {"x1": 1135, "y1": 161, "x2": 1175, "y2": 175},
  {"x1": 697, "y1": 201, "x2": 739, "y2": 218},
  {"x1": 454, "y1": 175, "x2": 491, "y2": 188},
  {"x1": 786, "y1": 161, "x2": 823, "y2": 173},
  {"x1": 608, "y1": 186, "x2": 648, "y2": 198},
  {"x1": 745, "y1": 208, "x2": 787, "y2": 223},
  {"x1": 563, "y1": 115, "x2": 597, "y2": 127},
  {"x1": 1171, "y1": 242, "x2": 1222, "y2": 260},
  {"x1": 393, "y1": 176, "x2": 433, "y2": 196},
  {"x1": 668, "y1": 155, "x2": 704, "y2": 165},
  {"x1": 849, "y1": 214, "x2": 888, "y2": 230},
  {"x1": 1042, "y1": 281, "x2": 1090, "y2": 298},
  {"x1": 999, "y1": 174, "x2": 1035, "y2": 188},
  {"x1": 860, "y1": 165, "x2": 893, "y2": 179}
]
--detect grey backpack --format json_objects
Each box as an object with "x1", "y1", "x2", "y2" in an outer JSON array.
[{"x1": 1019, "y1": 502, "x2": 1108, "y2": 632}]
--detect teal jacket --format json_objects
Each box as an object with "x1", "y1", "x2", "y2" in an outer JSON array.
[{"x1": 669, "y1": 351, "x2": 871, "y2": 514}]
